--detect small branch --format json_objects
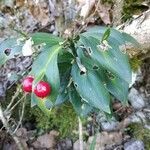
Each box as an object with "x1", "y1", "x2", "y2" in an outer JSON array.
[
  {"x1": 5, "y1": 85, "x2": 21, "y2": 112},
  {"x1": 78, "y1": 117, "x2": 83, "y2": 150},
  {"x1": 8, "y1": 94, "x2": 26, "y2": 113},
  {"x1": 13, "y1": 96, "x2": 26, "y2": 134},
  {"x1": 0, "y1": 104, "x2": 24, "y2": 150}
]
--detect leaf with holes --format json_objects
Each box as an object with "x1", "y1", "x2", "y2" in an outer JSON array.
[
  {"x1": 71, "y1": 63, "x2": 111, "y2": 113},
  {"x1": 79, "y1": 35, "x2": 131, "y2": 83},
  {"x1": 0, "y1": 38, "x2": 23, "y2": 66},
  {"x1": 83, "y1": 26, "x2": 139, "y2": 47},
  {"x1": 77, "y1": 47, "x2": 129, "y2": 104},
  {"x1": 68, "y1": 84, "x2": 93, "y2": 117}
]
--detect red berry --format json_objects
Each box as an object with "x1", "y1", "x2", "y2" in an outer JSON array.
[
  {"x1": 34, "y1": 81, "x2": 51, "y2": 98},
  {"x1": 22, "y1": 76, "x2": 34, "y2": 93}
]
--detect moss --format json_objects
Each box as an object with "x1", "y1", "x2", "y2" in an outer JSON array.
[
  {"x1": 128, "y1": 123, "x2": 150, "y2": 150},
  {"x1": 26, "y1": 102, "x2": 78, "y2": 139},
  {"x1": 129, "y1": 57, "x2": 142, "y2": 72},
  {"x1": 122, "y1": 0, "x2": 148, "y2": 21}
]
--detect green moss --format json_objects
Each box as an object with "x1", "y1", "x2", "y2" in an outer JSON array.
[
  {"x1": 4, "y1": 86, "x2": 79, "y2": 139},
  {"x1": 123, "y1": 0, "x2": 148, "y2": 21},
  {"x1": 27, "y1": 102, "x2": 78, "y2": 139},
  {"x1": 129, "y1": 57, "x2": 142, "y2": 72},
  {"x1": 128, "y1": 123, "x2": 150, "y2": 150}
]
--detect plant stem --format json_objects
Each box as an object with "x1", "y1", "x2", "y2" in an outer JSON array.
[
  {"x1": 0, "y1": 104, "x2": 24, "y2": 150},
  {"x1": 78, "y1": 116, "x2": 83, "y2": 150}
]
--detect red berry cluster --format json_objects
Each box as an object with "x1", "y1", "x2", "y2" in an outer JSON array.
[{"x1": 22, "y1": 76, "x2": 51, "y2": 98}]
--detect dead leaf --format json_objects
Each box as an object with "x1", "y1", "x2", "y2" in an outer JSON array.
[
  {"x1": 87, "y1": 131, "x2": 122, "y2": 150},
  {"x1": 27, "y1": 0, "x2": 50, "y2": 26},
  {"x1": 15, "y1": 0, "x2": 25, "y2": 8},
  {"x1": 97, "y1": 2, "x2": 111, "y2": 25},
  {"x1": 80, "y1": 0, "x2": 95, "y2": 18},
  {"x1": 32, "y1": 130, "x2": 59, "y2": 149}
]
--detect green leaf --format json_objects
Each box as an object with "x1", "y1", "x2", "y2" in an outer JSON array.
[
  {"x1": 101, "y1": 28, "x2": 111, "y2": 42},
  {"x1": 31, "y1": 32, "x2": 63, "y2": 46},
  {"x1": 54, "y1": 69, "x2": 70, "y2": 106},
  {"x1": 83, "y1": 26, "x2": 125, "y2": 45},
  {"x1": 0, "y1": 53, "x2": 7, "y2": 66},
  {"x1": 68, "y1": 84, "x2": 93, "y2": 117},
  {"x1": 31, "y1": 93, "x2": 51, "y2": 116},
  {"x1": 77, "y1": 47, "x2": 129, "y2": 104},
  {"x1": 89, "y1": 134, "x2": 97, "y2": 150},
  {"x1": 83, "y1": 26, "x2": 139, "y2": 47},
  {"x1": 31, "y1": 45, "x2": 62, "y2": 105},
  {"x1": 79, "y1": 35, "x2": 131, "y2": 83},
  {"x1": 121, "y1": 32, "x2": 140, "y2": 47},
  {"x1": 97, "y1": 69, "x2": 129, "y2": 104},
  {"x1": 0, "y1": 38, "x2": 23, "y2": 66},
  {"x1": 71, "y1": 63, "x2": 111, "y2": 113}
]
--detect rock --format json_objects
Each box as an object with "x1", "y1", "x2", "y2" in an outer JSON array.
[
  {"x1": 32, "y1": 130, "x2": 59, "y2": 149},
  {"x1": 128, "y1": 88, "x2": 145, "y2": 110},
  {"x1": 124, "y1": 140, "x2": 145, "y2": 150},
  {"x1": 129, "y1": 112, "x2": 146, "y2": 124},
  {"x1": 73, "y1": 140, "x2": 86, "y2": 150},
  {"x1": 101, "y1": 121, "x2": 119, "y2": 131},
  {"x1": 129, "y1": 114, "x2": 141, "y2": 123},
  {"x1": 135, "y1": 112, "x2": 146, "y2": 123},
  {"x1": 87, "y1": 132, "x2": 122, "y2": 150},
  {"x1": 57, "y1": 138, "x2": 73, "y2": 150}
]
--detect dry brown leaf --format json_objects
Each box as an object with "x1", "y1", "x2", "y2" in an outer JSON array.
[
  {"x1": 32, "y1": 130, "x2": 59, "y2": 149},
  {"x1": 87, "y1": 131, "x2": 122, "y2": 150},
  {"x1": 27, "y1": 0, "x2": 50, "y2": 26},
  {"x1": 97, "y1": 3, "x2": 111, "y2": 25},
  {"x1": 80, "y1": 0, "x2": 95, "y2": 18},
  {"x1": 15, "y1": 0, "x2": 25, "y2": 7}
]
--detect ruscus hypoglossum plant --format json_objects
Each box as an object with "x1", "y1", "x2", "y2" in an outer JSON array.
[{"x1": 0, "y1": 26, "x2": 139, "y2": 117}]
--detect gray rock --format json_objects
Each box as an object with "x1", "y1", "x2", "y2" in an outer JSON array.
[
  {"x1": 73, "y1": 140, "x2": 86, "y2": 150},
  {"x1": 129, "y1": 114, "x2": 141, "y2": 123},
  {"x1": 124, "y1": 140, "x2": 145, "y2": 150},
  {"x1": 135, "y1": 111, "x2": 146, "y2": 123},
  {"x1": 101, "y1": 121, "x2": 119, "y2": 131},
  {"x1": 128, "y1": 88, "x2": 145, "y2": 110}
]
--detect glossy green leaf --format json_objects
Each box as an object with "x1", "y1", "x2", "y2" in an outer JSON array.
[
  {"x1": 68, "y1": 84, "x2": 93, "y2": 117},
  {"x1": 71, "y1": 63, "x2": 111, "y2": 113},
  {"x1": 77, "y1": 47, "x2": 129, "y2": 104},
  {"x1": 31, "y1": 32, "x2": 63, "y2": 46},
  {"x1": 83, "y1": 26, "x2": 139, "y2": 47},
  {"x1": 79, "y1": 35, "x2": 131, "y2": 83},
  {"x1": 121, "y1": 32, "x2": 140, "y2": 47},
  {"x1": 101, "y1": 28, "x2": 111, "y2": 42},
  {"x1": 0, "y1": 38, "x2": 23, "y2": 66},
  {"x1": 31, "y1": 45, "x2": 62, "y2": 105},
  {"x1": 97, "y1": 69, "x2": 129, "y2": 104},
  {"x1": 31, "y1": 93, "x2": 51, "y2": 116}
]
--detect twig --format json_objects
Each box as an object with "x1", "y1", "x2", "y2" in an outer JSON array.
[
  {"x1": 0, "y1": 104, "x2": 24, "y2": 150},
  {"x1": 13, "y1": 96, "x2": 26, "y2": 134},
  {"x1": 78, "y1": 116, "x2": 83, "y2": 150},
  {"x1": 5, "y1": 85, "x2": 21, "y2": 112},
  {"x1": 8, "y1": 94, "x2": 26, "y2": 113}
]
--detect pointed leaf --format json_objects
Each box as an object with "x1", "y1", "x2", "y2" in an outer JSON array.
[
  {"x1": 68, "y1": 84, "x2": 93, "y2": 117},
  {"x1": 79, "y1": 35, "x2": 131, "y2": 83},
  {"x1": 0, "y1": 38, "x2": 23, "y2": 66},
  {"x1": 71, "y1": 63, "x2": 110, "y2": 113},
  {"x1": 31, "y1": 32, "x2": 63, "y2": 46},
  {"x1": 31, "y1": 45, "x2": 61, "y2": 105}
]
